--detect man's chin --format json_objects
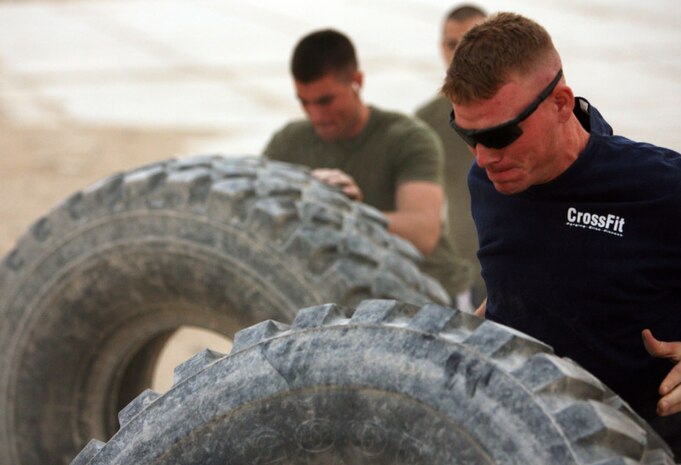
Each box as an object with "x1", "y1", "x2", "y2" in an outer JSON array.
[
  {"x1": 492, "y1": 180, "x2": 526, "y2": 195},
  {"x1": 313, "y1": 126, "x2": 339, "y2": 141},
  {"x1": 487, "y1": 170, "x2": 528, "y2": 195}
]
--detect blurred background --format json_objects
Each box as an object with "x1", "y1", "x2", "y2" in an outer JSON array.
[
  {"x1": 1, "y1": 0, "x2": 680, "y2": 256},
  {"x1": 1, "y1": 0, "x2": 679, "y2": 389}
]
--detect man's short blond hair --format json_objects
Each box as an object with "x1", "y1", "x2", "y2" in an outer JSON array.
[{"x1": 441, "y1": 12, "x2": 558, "y2": 104}]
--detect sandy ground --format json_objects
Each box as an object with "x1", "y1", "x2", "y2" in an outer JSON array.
[{"x1": 0, "y1": 107, "x2": 212, "y2": 256}]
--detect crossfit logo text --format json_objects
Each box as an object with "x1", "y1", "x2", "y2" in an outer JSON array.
[{"x1": 566, "y1": 207, "x2": 625, "y2": 237}]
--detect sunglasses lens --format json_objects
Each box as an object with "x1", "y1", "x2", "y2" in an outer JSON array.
[
  {"x1": 476, "y1": 125, "x2": 523, "y2": 149},
  {"x1": 451, "y1": 110, "x2": 524, "y2": 149},
  {"x1": 454, "y1": 127, "x2": 478, "y2": 147}
]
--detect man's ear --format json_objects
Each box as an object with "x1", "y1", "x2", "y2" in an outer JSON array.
[
  {"x1": 554, "y1": 85, "x2": 575, "y2": 122},
  {"x1": 351, "y1": 71, "x2": 363, "y2": 93}
]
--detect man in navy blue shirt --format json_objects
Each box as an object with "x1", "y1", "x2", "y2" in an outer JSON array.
[{"x1": 440, "y1": 11, "x2": 681, "y2": 455}]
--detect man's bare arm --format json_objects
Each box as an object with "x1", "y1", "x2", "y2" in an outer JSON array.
[
  {"x1": 383, "y1": 181, "x2": 443, "y2": 256},
  {"x1": 311, "y1": 170, "x2": 443, "y2": 256}
]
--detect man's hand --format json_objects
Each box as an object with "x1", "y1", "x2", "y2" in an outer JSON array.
[
  {"x1": 311, "y1": 168, "x2": 363, "y2": 202},
  {"x1": 642, "y1": 329, "x2": 681, "y2": 416},
  {"x1": 474, "y1": 298, "x2": 487, "y2": 318}
]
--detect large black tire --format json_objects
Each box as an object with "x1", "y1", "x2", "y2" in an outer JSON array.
[
  {"x1": 0, "y1": 156, "x2": 449, "y2": 465},
  {"x1": 70, "y1": 299, "x2": 675, "y2": 465}
]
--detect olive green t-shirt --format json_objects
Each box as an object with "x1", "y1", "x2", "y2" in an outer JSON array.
[
  {"x1": 416, "y1": 94, "x2": 485, "y2": 304},
  {"x1": 264, "y1": 106, "x2": 472, "y2": 299},
  {"x1": 264, "y1": 106, "x2": 442, "y2": 211}
]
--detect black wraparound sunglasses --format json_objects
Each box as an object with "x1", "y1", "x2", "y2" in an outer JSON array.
[{"x1": 449, "y1": 69, "x2": 563, "y2": 149}]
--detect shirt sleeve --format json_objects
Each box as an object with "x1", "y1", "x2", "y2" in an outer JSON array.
[
  {"x1": 262, "y1": 127, "x2": 286, "y2": 161},
  {"x1": 390, "y1": 119, "x2": 445, "y2": 187}
]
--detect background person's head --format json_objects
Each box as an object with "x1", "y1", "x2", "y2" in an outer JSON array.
[
  {"x1": 440, "y1": 4, "x2": 487, "y2": 68},
  {"x1": 290, "y1": 29, "x2": 367, "y2": 141}
]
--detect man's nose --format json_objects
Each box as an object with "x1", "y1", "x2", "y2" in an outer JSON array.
[
  {"x1": 305, "y1": 104, "x2": 326, "y2": 124},
  {"x1": 474, "y1": 145, "x2": 502, "y2": 167}
]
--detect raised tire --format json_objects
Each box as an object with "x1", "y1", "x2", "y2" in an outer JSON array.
[
  {"x1": 0, "y1": 156, "x2": 449, "y2": 465},
  {"x1": 70, "y1": 299, "x2": 675, "y2": 464}
]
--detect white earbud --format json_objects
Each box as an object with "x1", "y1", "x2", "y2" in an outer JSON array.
[{"x1": 351, "y1": 82, "x2": 360, "y2": 93}]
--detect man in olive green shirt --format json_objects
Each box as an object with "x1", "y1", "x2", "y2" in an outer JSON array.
[
  {"x1": 263, "y1": 28, "x2": 472, "y2": 301},
  {"x1": 416, "y1": 5, "x2": 487, "y2": 308}
]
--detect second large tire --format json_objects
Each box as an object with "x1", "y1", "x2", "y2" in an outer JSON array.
[
  {"x1": 72, "y1": 299, "x2": 675, "y2": 464},
  {"x1": 0, "y1": 156, "x2": 449, "y2": 465}
]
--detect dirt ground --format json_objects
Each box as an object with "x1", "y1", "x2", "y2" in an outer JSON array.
[
  {"x1": 0, "y1": 107, "x2": 214, "y2": 256},
  {"x1": 0, "y1": 103, "x2": 234, "y2": 391}
]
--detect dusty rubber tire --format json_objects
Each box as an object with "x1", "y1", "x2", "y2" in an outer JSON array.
[
  {"x1": 0, "y1": 156, "x2": 449, "y2": 465},
  {"x1": 70, "y1": 299, "x2": 675, "y2": 465}
]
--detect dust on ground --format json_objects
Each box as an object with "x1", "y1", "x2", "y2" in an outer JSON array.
[{"x1": 0, "y1": 105, "x2": 214, "y2": 256}]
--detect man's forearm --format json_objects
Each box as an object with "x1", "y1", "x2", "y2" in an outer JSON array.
[{"x1": 384, "y1": 211, "x2": 441, "y2": 255}]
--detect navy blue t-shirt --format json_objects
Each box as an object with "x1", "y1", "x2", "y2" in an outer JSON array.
[{"x1": 470, "y1": 98, "x2": 681, "y2": 421}]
